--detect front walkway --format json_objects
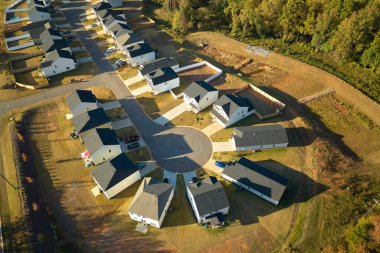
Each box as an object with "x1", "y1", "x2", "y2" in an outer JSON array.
[
  {"x1": 154, "y1": 103, "x2": 188, "y2": 125},
  {"x1": 124, "y1": 75, "x2": 143, "y2": 86},
  {"x1": 203, "y1": 158, "x2": 223, "y2": 175},
  {"x1": 212, "y1": 140, "x2": 235, "y2": 152},
  {"x1": 201, "y1": 122, "x2": 223, "y2": 136}
]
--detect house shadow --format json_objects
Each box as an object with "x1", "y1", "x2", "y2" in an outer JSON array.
[
  {"x1": 286, "y1": 127, "x2": 318, "y2": 147},
  {"x1": 223, "y1": 159, "x2": 328, "y2": 226}
]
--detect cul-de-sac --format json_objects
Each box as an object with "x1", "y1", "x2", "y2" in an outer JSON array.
[{"x1": 0, "y1": 0, "x2": 379, "y2": 252}]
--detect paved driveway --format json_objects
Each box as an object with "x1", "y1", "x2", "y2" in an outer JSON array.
[
  {"x1": 1, "y1": 2, "x2": 212, "y2": 174},
  {"x1": 212, "y1": 140, "x2": 235, "y2": 152}
]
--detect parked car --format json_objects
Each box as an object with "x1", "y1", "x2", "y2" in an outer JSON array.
[
  {"x1": 127, "y1": 142, "x2": 139, "y2": 150},
  {"x1": 124, "y1": 135, "x2": 139, "y2": 144},
  {"x1": 135, "y1": 162, "x2": 146, "y2": 169},
  {"x1": 115, "y1": 59, "x2": 126, "y2": 66},
  {"x1": 214, "y1": 161, "x2": 226, "y2": 169},
  {"x1": 91, "y1": 23, "x2": 98, "y2": 27},
  {"x1": 106, "y1": 46, "x2": 115, "y2": 53}
]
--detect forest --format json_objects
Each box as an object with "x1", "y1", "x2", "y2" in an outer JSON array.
[{"x1": 147, "y1": 0, "x2": 380, "y2": 102}]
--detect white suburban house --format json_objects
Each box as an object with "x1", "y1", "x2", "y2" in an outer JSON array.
[
  {"x1": 39, "y1": 28, "x2": 62, "y2": 44},
  {"x1": 90, "y1": 153, "x2": 141, "y2": 199},
  {"x1": 71, "y1": 108, "x2": 112, "y2": 140},
  {"x1": 40, "y1": 49, "x2": 77, "y2": 77},
  {"x1": 125, "y1": 43, "x2": 155, "y2": 66},
  {"x1": 187, "y1": 177, "x2": 230, "y2": 227},
  {"x1": 22, "y1": 20, "x2": 56, "y2": 44},
  {"x1": 103, "y1": 14, "x2": 127, "y2": 33},
  {"x1": 232, "y1": 124, "x2": 289, "y2": 151},
  {"x1": 211, "y1": 94, "x2": 255, "y2": 128},
  {"x1": 28, "y1": 5, "x2": 51, "y2": 22},
  {"x1": 83, "y1": 128, "x2": 121, "y2": 165},
  {"x1": 222, "y1": 157, "x2": 288, "y2": 206},
  {"x1": 128, "y1": 177, "x2": 174, "y2": 228},
  {"x1": 108, "y1": 23, "x2": 133, "y2": 40},
  {"x1": 145, "y1": 67, "x2": 179, "y2": 94},
  {"x1": 183, "y1": 81, "x2": 219, "y2": 112},
  {"x1": 138, "y1": 57, "x2": 179, "y2": 78},
  {"x1": 116, "y1": 32, "x2": 144, "y2": 54},
  {"x1": 66, "y1": 89, "x2": 99, "y2": 117}
]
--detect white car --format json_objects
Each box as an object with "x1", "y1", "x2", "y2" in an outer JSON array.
[
  {"x1": 106, "y1": 46, "x2": 115, "y2": 53},
  {"x1": 91, "y1": 23, "x2": 98, "y2": 27},
  {"x1": 115, "y1": 59, "x2": 126, "y2": 65}
]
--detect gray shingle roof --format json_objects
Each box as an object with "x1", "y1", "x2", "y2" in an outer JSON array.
[
  {"x1": 116, "y1": 32, "x2": 143, "y2": 47},
  {"x1": 188, "y1": 176, "x2": 230, "y2": 217},
  {"x1": 222, "y1": 157, "x2": 288, "y2": 204},
  {"x1": 126, "y1": 42, "x2": 154, "y2": 58},
  {"x1": 147, "y1": 67, "x2": 178, "y2": 86},
  {"x1": 92, "y1": 1, "x2": 112, "y2": 11},
  {"x1": 22, "y1": 20, "x2": 54, "y2": 32},
  {"x1": 83, "y1": 128, "x2": 120, "y2": 155},
  {"x1": 183, "y1": 81, "x2": 217, "y2": 103},
  {"x1": 104, "y1": 14, "x2": 126, "y2": 27},
  {"x1": 214, "y1": 94, "x2": 254, "y2": 117},
  {"x1": 233, "y1": 124, "x2": 288, "y2": 148},
  {"x1": 90, "y1": 153, "x2": 138, "y2": 191},
  {"x1": 66, "y1": 89, "x2": 97, "y2": 111},
  {"x1": 108, "y1": 22, "x2": 132, "y2": 37},
  {"x1": 42, "y1": 38, "x2": 68, "y2": 53},
  {"x1": 71, "y1": 108, "x2": 110, "y2": 134},
  {"x1": 39, "y1": 28, "x2": 62, "y2": 43},
  {"x1": 40, "y1": 49, "x2": 74, "y2": 68},
  {"x1": 129, "y1": 177, "x2": 174, "y2": 221},
  {"x1": 139, "y1": 58, "x2": 178, "y2": 76}
]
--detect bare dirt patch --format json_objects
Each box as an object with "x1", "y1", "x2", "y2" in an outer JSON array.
[{"x1": 208, "y1": 74, "x2": 247, "y2": 94}]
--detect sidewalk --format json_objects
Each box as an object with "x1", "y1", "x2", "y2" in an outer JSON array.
[
  {"x1": 131, "y1": 85, "x2": 151, "y2": 96},
  {"x1": 201, "y1": 122, "x2": 223, "y2": 136}
]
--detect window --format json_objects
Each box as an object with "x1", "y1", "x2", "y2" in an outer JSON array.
[
  {"x1": 108, "y1": 150, "x2": 111, "y2": 153},
  {"x1": 103, "y1": 158, "x2": 105, "y2": 161},
  {"x1": 53, "y1": 71, "x2": 56, "y2": 74},
  {"x1": 55, "y1": 65, "x2": 57, "y2": 68}
]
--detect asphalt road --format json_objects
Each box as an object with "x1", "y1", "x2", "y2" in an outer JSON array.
[{"x1": 0, "y1": 2, "x2": 212, "y2": 173}]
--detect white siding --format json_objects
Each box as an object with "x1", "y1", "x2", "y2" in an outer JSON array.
[
  {"x1": 42, "y1": 58, "x2": 77, "y2": 77},
  {"x1": 235, "y1": 142, "x2": 288, "y2": 152},
  {"x1": 150, "y1": 77, "x2": 180, "y2": 94},
  {"x1": 130, "y1": 51, "x2": 155, "y2": 66},
  {"x1": 199, "y1": 206, "x2": 229, "y2": 224},
  {"x1": 29, "y1": 11, "x2": 50, "y2": 23},
  {"x1": 197, "y1": 91, "x2": 218, "y2": 111},
  {"x1": 104, "y1": 170, "x2": 141, "y2": 199},
  {"x1": 70, "y1": 102, "x2": 98, "y2": 117},
  {"x1": 221, "y1": 174, "x2": 279, "y2": 206},
  {"x1": 91, "y1": 145, "x2": 121, "y2": 165}
]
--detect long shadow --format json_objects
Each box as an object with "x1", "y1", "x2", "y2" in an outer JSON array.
[{"x1": 224, "y1": 159, "x2": 328, "y2": 226}]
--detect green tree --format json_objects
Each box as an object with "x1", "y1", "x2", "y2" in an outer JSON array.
[
  {"x1": 345, "y1": 217, "x2": 375, "y2": 252},
  {"x1": 361, "y1": 33, "x2": 380, "y2": 73},
  {"x1": 279, "y1": 0, "x2": 307, "y2": 42}
]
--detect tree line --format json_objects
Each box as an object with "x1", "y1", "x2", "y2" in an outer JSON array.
[{"x1": 148, "y1": 0, "x2": 380, "y2": 101}]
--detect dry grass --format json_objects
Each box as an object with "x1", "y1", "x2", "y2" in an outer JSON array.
[
  {"x1": 118, "y1": 67, "x2": 139, "y2": 80},
  {"x1": 49, "y1": 62, "x2": 98, "y2": 86},
  {"x1": 89, "y1": 87, "x2": 117, "y2": 103},
  {"x1": 10, "y1": 56, "x2": 43, "y2": 70},
  {"x1": 14, "y1": 70, "x2": 48, "y2": 86},
  {"x1": 208, "y1": 73, "x2": 248, "y2": 94},
  {"x1": 172, "y1": 65, "x2": 217, "y2": 94},
  {"x1": 105, "y1": 107, "x2": 128, "y2": 121},
  {"x1": 115, "y1": 126, "x2": 138, "y2": 139},
  {"x1": 125, "y1": 147, "x2": 151, "y2": 162},
  {"x1": 136, "y1": 91, "x2": 183, "y2": 119},
  {"x1": 169, "y1": 106, "x2": 214, "y2": 129},
  {"x1": 128, "y1": 80, "x2": 147, "y2": 91}
]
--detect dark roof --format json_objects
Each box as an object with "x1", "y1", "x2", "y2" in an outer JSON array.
[
  {"x1": 96, "y1": 8, "x2": 113, "y2": 19},
  {"x1": 29, "y1": 5, "x2": 49, "y2": 13},
  {"x1": 222, "y1": 157, "x2": 288, "y2": 203},
  {"x1": 39, "y1": 28, "x2": 62, "y2": 43},
  {"x1": 104, "y1": 14, "x2": 126, "y2": 27},
  {"x1": 84, "y1": 128, "x2": 120, "y2": 156},
  {"x1": 129, "y1": 177, "x2": 174, "y2": 220},
  {"x1": 214, "y1": 94, "x2": 254, "y2": 117},
  {"x1": 92, "y1": 1, "x2": 112, "y2": 11},
  {"x1": 41, "y1": 49, "x2": 74, "y2": 67},
  {"x1": 188, "y1": 176, "x2": 230, "y2": 217},
  {"x1": 147, "y1": 67, "x2": 178, "y2": 86},
  {"x1": 108, "y1": 22, "x2": 132, "y2": 37},
  {"x1": 66, "y1": 89, "x2": 97, "y2": 111},
  {"x1": 42, "y1": 38, "x2": 68, "y2": 53},
  {"x1": 22, "y1": 20, "x2": 54, "y2": 32},
  {"x1": 184, "y1": 81, "x2": 217, "y2": 102},
  {"x1": 71, "y1": 108, "x2": 110, "y2": 134},
  {"x1": 116, "y1": 32, "x2": 143, "y2": 47},
  {"x1": 139, "y1": 58, "x2": 179, "y2": 76},
  {"x1": 90, "y1": 153, "x2": 138, "y2": 191},
  {"x1": 28, "y1": 0, "x2": 46, "y2": 9},
  {"x1": 233, "y1": 124, "x2": 289, "y2": 148},
  {"x1": 126, "y1": 42, "x2": 154, "y2": 58}
]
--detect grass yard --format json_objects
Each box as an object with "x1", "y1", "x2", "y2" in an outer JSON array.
[
  {"x1": 126, "y1": 146, "x2": 151, "y2": 161},
  {"x1": 82, "y1": 19, "x2": 97, "y2": 27},
  {"x1": 14, "y1": 70, "x2": 48, "y2": 86},
  {"x1": 94, "y1": 34, "x2": 111, "y2": 42},
  {"x1": 73, "y1": 50, "x2": 90, "y2": 58},
  {"x1": 7, "y1": 38, "x2": 32, "y2": 48},
  {"x1": 208, "y1": 73, "x2": 249, "y2": 95},
  {"x1": 105, "y1": 107, "x2": 128, "y2": 121},
  {"x1": 115, "y1": 126, "x2": 138, "y2": 139},
  {"x1": 49, "y1": 62, "x2": 98, "y2": 86},
  {"x1": 100, "y1": 43, "x2": 115, "y2": 52},
  {"x1": 68, "y1": 40, "x2": 82, "y2": 48},
  {"x1": 10, "y1": 56, "x2": 43, "y2": 70},
  {"x1": 136, "y1": 91, "x2": 183, "y2": 119},
  {"x1": 118, "y1": 67, "x2": 138, "y2": 80},
  {"x1": 127, "y1": 80, "x2": 147, "y2": 91},
  {"x1": 169, "y1": 106, "x2": 214, "y2": 129},
  {"x1": 89, "y1": 87, "x2": 117, "y2": 103}
]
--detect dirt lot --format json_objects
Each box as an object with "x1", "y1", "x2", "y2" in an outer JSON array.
[
  {"x1": 186, "y1": 32, "x2": 380, "y2": 127},
  {"x1": 208, "y1": 73, "x2": 248, "y2": 94}
]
